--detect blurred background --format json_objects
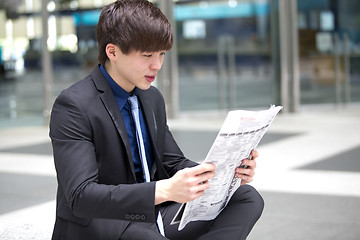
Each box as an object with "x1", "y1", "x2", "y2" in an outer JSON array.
[
  {"x1": 0, "y1": 0, "x2": 359, "y2": 124},
  {"x1": 0, "y1": 0, "x2": 359, "y2": 239}
]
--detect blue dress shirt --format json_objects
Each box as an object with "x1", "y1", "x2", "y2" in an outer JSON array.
[{"x1": 99, "y1": 65, "x2": 153, "y2": 183}]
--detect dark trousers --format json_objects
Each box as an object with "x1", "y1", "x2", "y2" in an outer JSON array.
[{"x1": 120, "y1": 185, "x2": 264, "y2": 240}]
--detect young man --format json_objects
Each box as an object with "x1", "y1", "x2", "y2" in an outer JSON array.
[{"x1": 49, "y1": 0, "x2": 264, "y2": 239}]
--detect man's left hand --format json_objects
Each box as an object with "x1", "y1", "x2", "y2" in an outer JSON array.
[{"x1": 235, "y1": 149, "x2": 258, "y2": 185}]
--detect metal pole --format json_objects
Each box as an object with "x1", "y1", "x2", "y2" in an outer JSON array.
[
  {"x1": 41, "y1": 0, "x2": 54, "y2": 124},
  {"x1": 270, "y1": 0, "x2": 281, "y2": 106},
  {"x1": 217, "y1": 36, "x2": 227, "y2": 109},
  {"x1": 344, "y1": 33, "x2": 351, "y2": 104},
  {"x1": 278, "y1": 0, "x2": 289, "y2": 112},
  {"x1": 289, "y1": 0, "x2": 300, "y2": 112},
  {"x1": 158, "y1": 0, "x2": 179, "y2": 118},
  {"x1": 334, "y1": 33, "x2": 342, "y2": 106},
  {"x1": 228, "y1": 36, "x2": 237, "y2": 109}
]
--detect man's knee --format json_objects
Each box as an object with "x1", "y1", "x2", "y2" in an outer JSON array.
[
  {"x1": 245, "y1": 184, "x2": 264, "y2": 206},
  {"x1": 233, "y1": 184, "x2": 264, "y2": 218},
  {"x1": 198, "y1": 185, "x2": 264, "y2": 240}
]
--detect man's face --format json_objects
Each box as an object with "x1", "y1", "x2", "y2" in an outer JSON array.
[{"x1": 108, "y1": 46, "x2": 166, "y2": 93}]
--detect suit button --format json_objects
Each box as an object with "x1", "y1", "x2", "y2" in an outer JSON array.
[
  {"x1": 140, "y1": 215, "x2": 146, "y2": 220},
  {"x1": 125, "y1": 214, "x2": 131, "y2": 219}
]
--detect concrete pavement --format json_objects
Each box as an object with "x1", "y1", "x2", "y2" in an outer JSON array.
[{"x1": 0, "y1": 103, "x2": 359, "y2": 239}]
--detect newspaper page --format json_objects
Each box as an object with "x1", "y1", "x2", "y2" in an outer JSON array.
[{"x1": 171, "y1": 105, "x2": 283, "y2": 231}]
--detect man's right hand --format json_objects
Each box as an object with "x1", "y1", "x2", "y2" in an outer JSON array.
[{"x1": 155, "y1": 163, "x2": 216, "y2": 205}]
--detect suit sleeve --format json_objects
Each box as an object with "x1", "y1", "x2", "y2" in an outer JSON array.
[{"x1": 50, "y1": 89, "x2": 157, "y2": 223}]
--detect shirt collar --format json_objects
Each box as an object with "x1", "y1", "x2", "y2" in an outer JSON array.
[{"x1": 99, "y1": 64, "x2": 138, "y2": 109}]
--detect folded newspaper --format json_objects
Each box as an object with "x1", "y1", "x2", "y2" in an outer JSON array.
[{"x1": 171, "y1": 105, "x2": 283, "y2": 231}]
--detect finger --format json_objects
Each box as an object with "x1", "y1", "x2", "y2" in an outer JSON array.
[
  {"x1": 188, "y1": 163, "x2": 216, "y2": 176},
  {"x1": 236, "y1": 168, "x2": 254, "y2": 179},
  {"x1": 192, "y1": 180, "x2": 210, "y2": 193},
  {"x1": 241, "y1": 159, "x2": 256, "y2": 169},
  {"x1": 180, "y1": 167, "x2": 215, "y2": 187},
  {"x1": 251, "y1": 149, "x2": 259, "y2": 159},
  {"x1": 197, "y1": 170, "x2": 215, "y2": 184},
  {"x1": 185, "y1": 170, "x2": 215, "y2": 187},
  {"x1": 238, "y1": 174, "x2": 253, "y2": 185},
  {"x1": 182, "y1": 180, "x2": 211, "y2": 202},
  {"x1": 187, "y1": 189, "x2": 206, "y2": 201},
  {"x1": 236, "y1": 167, "x2": 255, "y2": 178}
]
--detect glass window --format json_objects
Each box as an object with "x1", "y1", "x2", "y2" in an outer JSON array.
[
  {"x1": 175, "y1": 0, "x2": 276, "y2": 111},
  {"x1": 298, "y1": 0, "x2": 360, "y2": 105}
]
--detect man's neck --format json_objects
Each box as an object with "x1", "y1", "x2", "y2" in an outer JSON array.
[{"x1": 103, "y1": 62, "x2": 135, "y2": 93}]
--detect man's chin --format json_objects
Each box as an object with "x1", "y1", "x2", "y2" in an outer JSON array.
[{"x1": 137, "y1": 83, "x2": 152, "y2": 90}]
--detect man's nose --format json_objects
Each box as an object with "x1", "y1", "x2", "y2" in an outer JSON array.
[{"x1": 150, "y1": 57, "x2": 163, "y2": 71}]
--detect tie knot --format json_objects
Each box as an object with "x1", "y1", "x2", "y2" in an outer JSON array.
[{"x1": 128, "y1": 95, "x2": 139, "y2": 110}]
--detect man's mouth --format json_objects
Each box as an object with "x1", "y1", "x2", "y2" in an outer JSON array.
[{"x1": 145, "y1": 75, "x2": 156, "y2": 82}]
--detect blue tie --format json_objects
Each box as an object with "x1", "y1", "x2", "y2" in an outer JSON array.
[{"x1": 128, "y1": 95, "x2": 165, "y2": 236}]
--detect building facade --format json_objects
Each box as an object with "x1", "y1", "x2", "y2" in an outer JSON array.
[{"x1": 0, "y1": 0, "x2": 359, "y2": 126}]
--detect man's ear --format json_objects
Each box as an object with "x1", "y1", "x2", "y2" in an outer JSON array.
[{"x1": 105, "y1": 43, "x2": 117, "y2": 61}]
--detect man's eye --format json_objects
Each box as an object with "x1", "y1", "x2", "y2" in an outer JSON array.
[
  {"x1": 144, "y1": 54, "x2": 152, "y2": 57},
  {"x1": 160, "y1": 52, "x2": 166, "y2": 56}
]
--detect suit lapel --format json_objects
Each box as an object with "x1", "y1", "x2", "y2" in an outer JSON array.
[
  {"x1": 138, "y1": 91, "x2": 159, "y2": 178},
  {"x1": 91, "y1": 67, "x2": 137, "y2": 181}
]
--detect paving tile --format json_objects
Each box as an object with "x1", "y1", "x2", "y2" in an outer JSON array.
[
  {"x1": 298, "y1": 145, "x2": 360, "y2": 172},
  {"x1": 249, "y1": 191, "x2": 360, "y2": 240},
  {"x1": 0, "y1": 172, "x2": 56, "y2": 214}
]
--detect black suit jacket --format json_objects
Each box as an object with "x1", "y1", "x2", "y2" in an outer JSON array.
[{"x1": 49, "y1": 66, "x2": 197, "y2": 239}]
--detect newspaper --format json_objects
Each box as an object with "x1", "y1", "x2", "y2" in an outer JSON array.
[{"x1": 171, "y1": 105, "x2": 283, "y2": 231}]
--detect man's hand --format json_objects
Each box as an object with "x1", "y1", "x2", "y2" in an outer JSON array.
[
  {"x1": 235, "y1": 149, "x2": 258, "y2": 185},
  {"x1": 155, "y1": 163, "x2": 216, "y2": 205}
]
